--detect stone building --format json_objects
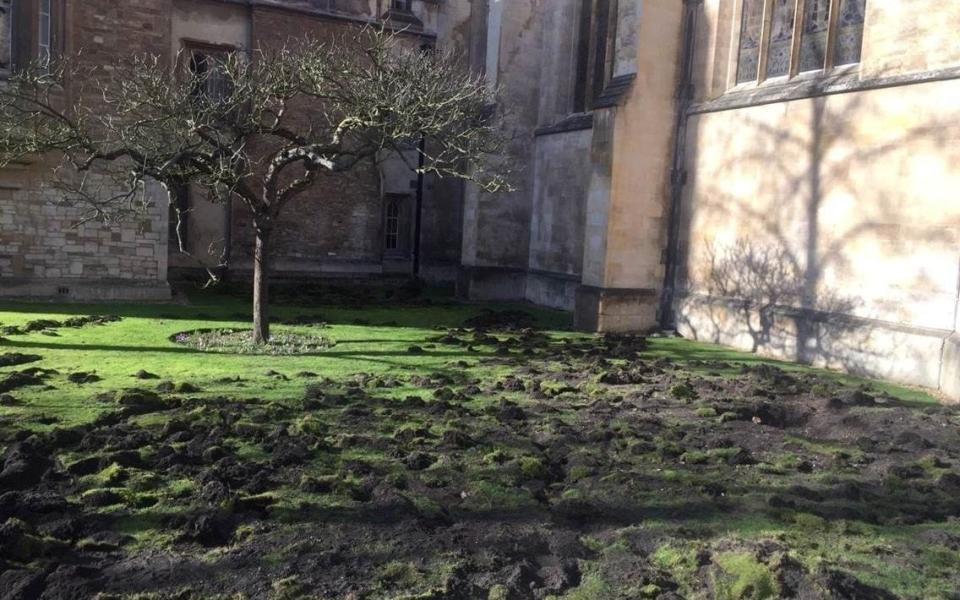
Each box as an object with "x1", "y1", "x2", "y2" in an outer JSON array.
[
  {"x1": 0, "y1": 0, "x2": 471, "y2": 300},
  {"x1": 460, "y1": 0, "x2": 959, "y2": 399},
  {"x1": 1, "y1": 0, "x2": 959, "y2": 400}
]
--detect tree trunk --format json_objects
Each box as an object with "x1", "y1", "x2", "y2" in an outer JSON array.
[{"x1": 252, "y1": 223, "x2": 271, "y2": 345}]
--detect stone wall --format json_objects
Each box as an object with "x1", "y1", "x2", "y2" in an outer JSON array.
[
  {"x1": 168, "y1": 0, "x2": 467, "y2": 281},
  {"x1": 527, "y1": 128, "x2": 593, "y2": 310},
  {"x1": 0, "y1": 0, "x2": 173, "y2": 300},
  {"x1": 677, "y1": 0, "x2": 960, "y2": 397},
  {"x1": 0, "y1": 161, "x2": 170, "y2": 300}
]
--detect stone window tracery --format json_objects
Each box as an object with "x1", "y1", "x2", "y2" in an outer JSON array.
[{"x1": 736, "y1": 0, "x2": 867, "y2": 85}]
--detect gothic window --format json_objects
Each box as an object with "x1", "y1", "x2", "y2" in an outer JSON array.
[
  {"x1": 384, "y1": 199, "x2": 400, "y2": 251},
  {"x1": 0, "y1": 0, "x2": 11, "y2": 73},
  {"x1": 2, "y1": 0, "x2": 63, "y2": 74},
  {"x1": 834, "y1": 0, "x2": 866, "y2": 66},
  {"x1": 572, "y1": 0, "x2": 617, "y2": 112},
  {"x1": 736, "y1": 0, "x2": 764, "y2": 83},
  {"x1": 799, "y1": 0, "x2": 830, "y2": 72},
  {"x1": 383, "y1": 194, "x2": 411, "y2": 257},
  {"x1": 186, "y1": 46, "x2": 234, "y2": 104},
  {"x1": 765, "y1": 0, "x2": 795, "y2": 78},
  {"x1": 736, "y1": 0, "x2": 867, "y2": 85}
]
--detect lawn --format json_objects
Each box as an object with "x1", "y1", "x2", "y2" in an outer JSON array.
[{"x1": 1, "y1": 287, "x2": 958, "y2": 599}]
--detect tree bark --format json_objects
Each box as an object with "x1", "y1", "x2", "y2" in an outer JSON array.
[{"x1": 252, "y1": 222, "x2": 271, "y2": 345}]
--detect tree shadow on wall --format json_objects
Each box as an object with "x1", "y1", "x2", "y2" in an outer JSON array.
[
  {"x1": 677, "y1": 87, "x2": 960, "y2": 378},
  {"x1": 691, "y1": 238, "x2": 882, "y2": 377}
]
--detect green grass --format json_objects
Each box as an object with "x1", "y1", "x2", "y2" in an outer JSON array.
[
  {"x1": 0, "y1": 289, "x2": 951, "y2": 598},
  {"x1": 0, "y1": 291, "x2": 936, "y2": 430}
]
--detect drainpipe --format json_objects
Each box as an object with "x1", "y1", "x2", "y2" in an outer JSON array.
[
  {"x1": 412, "y1": 136, "x2": 426, "y2": 278},
  {"x1": 412, "y1": 41, "x2": 434, "y2": 279},
  {"x1": 659, "y1": 0, "x2": 700, "y2": 330}
]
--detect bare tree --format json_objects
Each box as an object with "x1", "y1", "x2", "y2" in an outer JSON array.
[{"x1": 0, "y1": 28, "x2": 510, "y2": 343}]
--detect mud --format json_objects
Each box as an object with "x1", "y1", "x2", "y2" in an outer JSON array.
[{"x1": 1, "y1": 327, "x2": 959, "y2": 599}]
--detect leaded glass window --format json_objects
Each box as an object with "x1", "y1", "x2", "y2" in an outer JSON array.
[
  {"x1": 765, "y1": 0, "x2": 795, "y2": 78},
  {"x1": 736, "y1": 0, "x2": 764, "y2": 83},
  {"x1": 735, "y1": 0, "x2": 867, "y2": 85},
  {"x1": 834, "y1": 0, "x2": 866, "y2": 66},
  {"x1": 799, "y1": 0, "x2": 830, "y2": 72}
]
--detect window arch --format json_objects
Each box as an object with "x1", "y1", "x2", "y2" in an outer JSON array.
[{"x1": 383, "y1": 193, "x2": 412, "y2": 257}]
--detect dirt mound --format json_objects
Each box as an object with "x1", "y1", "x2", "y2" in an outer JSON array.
[
  {"x1": 0, "y1": 353, "x2": 42, "y2": 368},
  {"x1": 1, "y1": 315, "x2": 121, "y2": 336}
]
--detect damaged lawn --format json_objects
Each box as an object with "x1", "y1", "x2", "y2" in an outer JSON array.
[{"x1": 0, "y1": 289, "x2": 958, "y2": 600}]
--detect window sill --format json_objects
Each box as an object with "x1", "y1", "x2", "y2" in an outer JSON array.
[
  {"x1": 382, "y1": 8, "x2": 423, "y2": 28},
  {"x1": 689, "y1": 64, "x2": 924, "y2": 114},
  {"x1": 534, "y1": 113, "x2": 594, "y2": 137}
]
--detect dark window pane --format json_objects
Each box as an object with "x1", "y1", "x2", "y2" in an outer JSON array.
[
  {"x1": 799, "y1": 0, "x2": 829, "y2": 72},
  {"x1": 385, "y1": 199, "x2": 400, "y2": 250},
  {"x1": 834, "y1": 0, "x2": 866, "y2": 66},
  {"x1": 736, "y1": 0, "x2": 764, "y2": 83},
  {"x1": 189, "y1": 50, "x2": 233, "y2": 104},
  {"x1": 0, "y1": 0, "x2": 11, "y2": 71},
  {"x1": 766, "y1": 0, "x2": 795, "y2": 78}
]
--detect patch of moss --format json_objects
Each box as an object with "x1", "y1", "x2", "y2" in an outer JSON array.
[
  {"x1": 488, "y1": 585, "x2": 509, "y2": 600},
  {"x1": 567, "y1": 465, "x2": 593, "y2": 482},
  {"x1": 461, "y1": 481, "x2": 535, "y2": 512},
  {"x1": 483, "y1": 448, "x2": 510, "y2": 465},
  {"x1": 713, "y1": 552, "x2": 779, "y2": 600},
  {"x1": 791, "y1": 512, "x2": 828, "y2": 531},
  {"x1": 544, "y1": 573, "x2": 615, "y2": 600},
  {"x1": 669, "y1": 382, "x2": 698, "y2": 401},
  {"x1": 377, "y1": 560, "x2": 423, "y2": 588},
  {"x1": 517, "y1": 456, "x2": 548, "y2": 480}
]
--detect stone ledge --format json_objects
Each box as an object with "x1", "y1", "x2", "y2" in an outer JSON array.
[
  {"x1": 690, "y1": 64, "x2": 960, "y2": 115},
  {"x1": 534, "y1": 113, "x2": 594, "y2": 137},
  {"x1": 0, "y1": 278, "x2": 171, "y2": 302},
  {"x1": 677, "y1": 291, "x2": 954, "y2": 340},
  {"x1": 676, "y1": 293, "x2": 954, "y2": 398}
]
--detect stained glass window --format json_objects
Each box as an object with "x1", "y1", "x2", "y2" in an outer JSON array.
[
  {"x1": 765, "y1": 0, "x2": 795, "y2": 78},
  {"x1": 834, "y1": 0, "x2": 866, "y2": 66},
  {"x1": 799, "y1": 0, "x2": 830, "y2": 72},
  {"x1": 736, "y1": 0, "x2": 764, "y2": 83}
]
